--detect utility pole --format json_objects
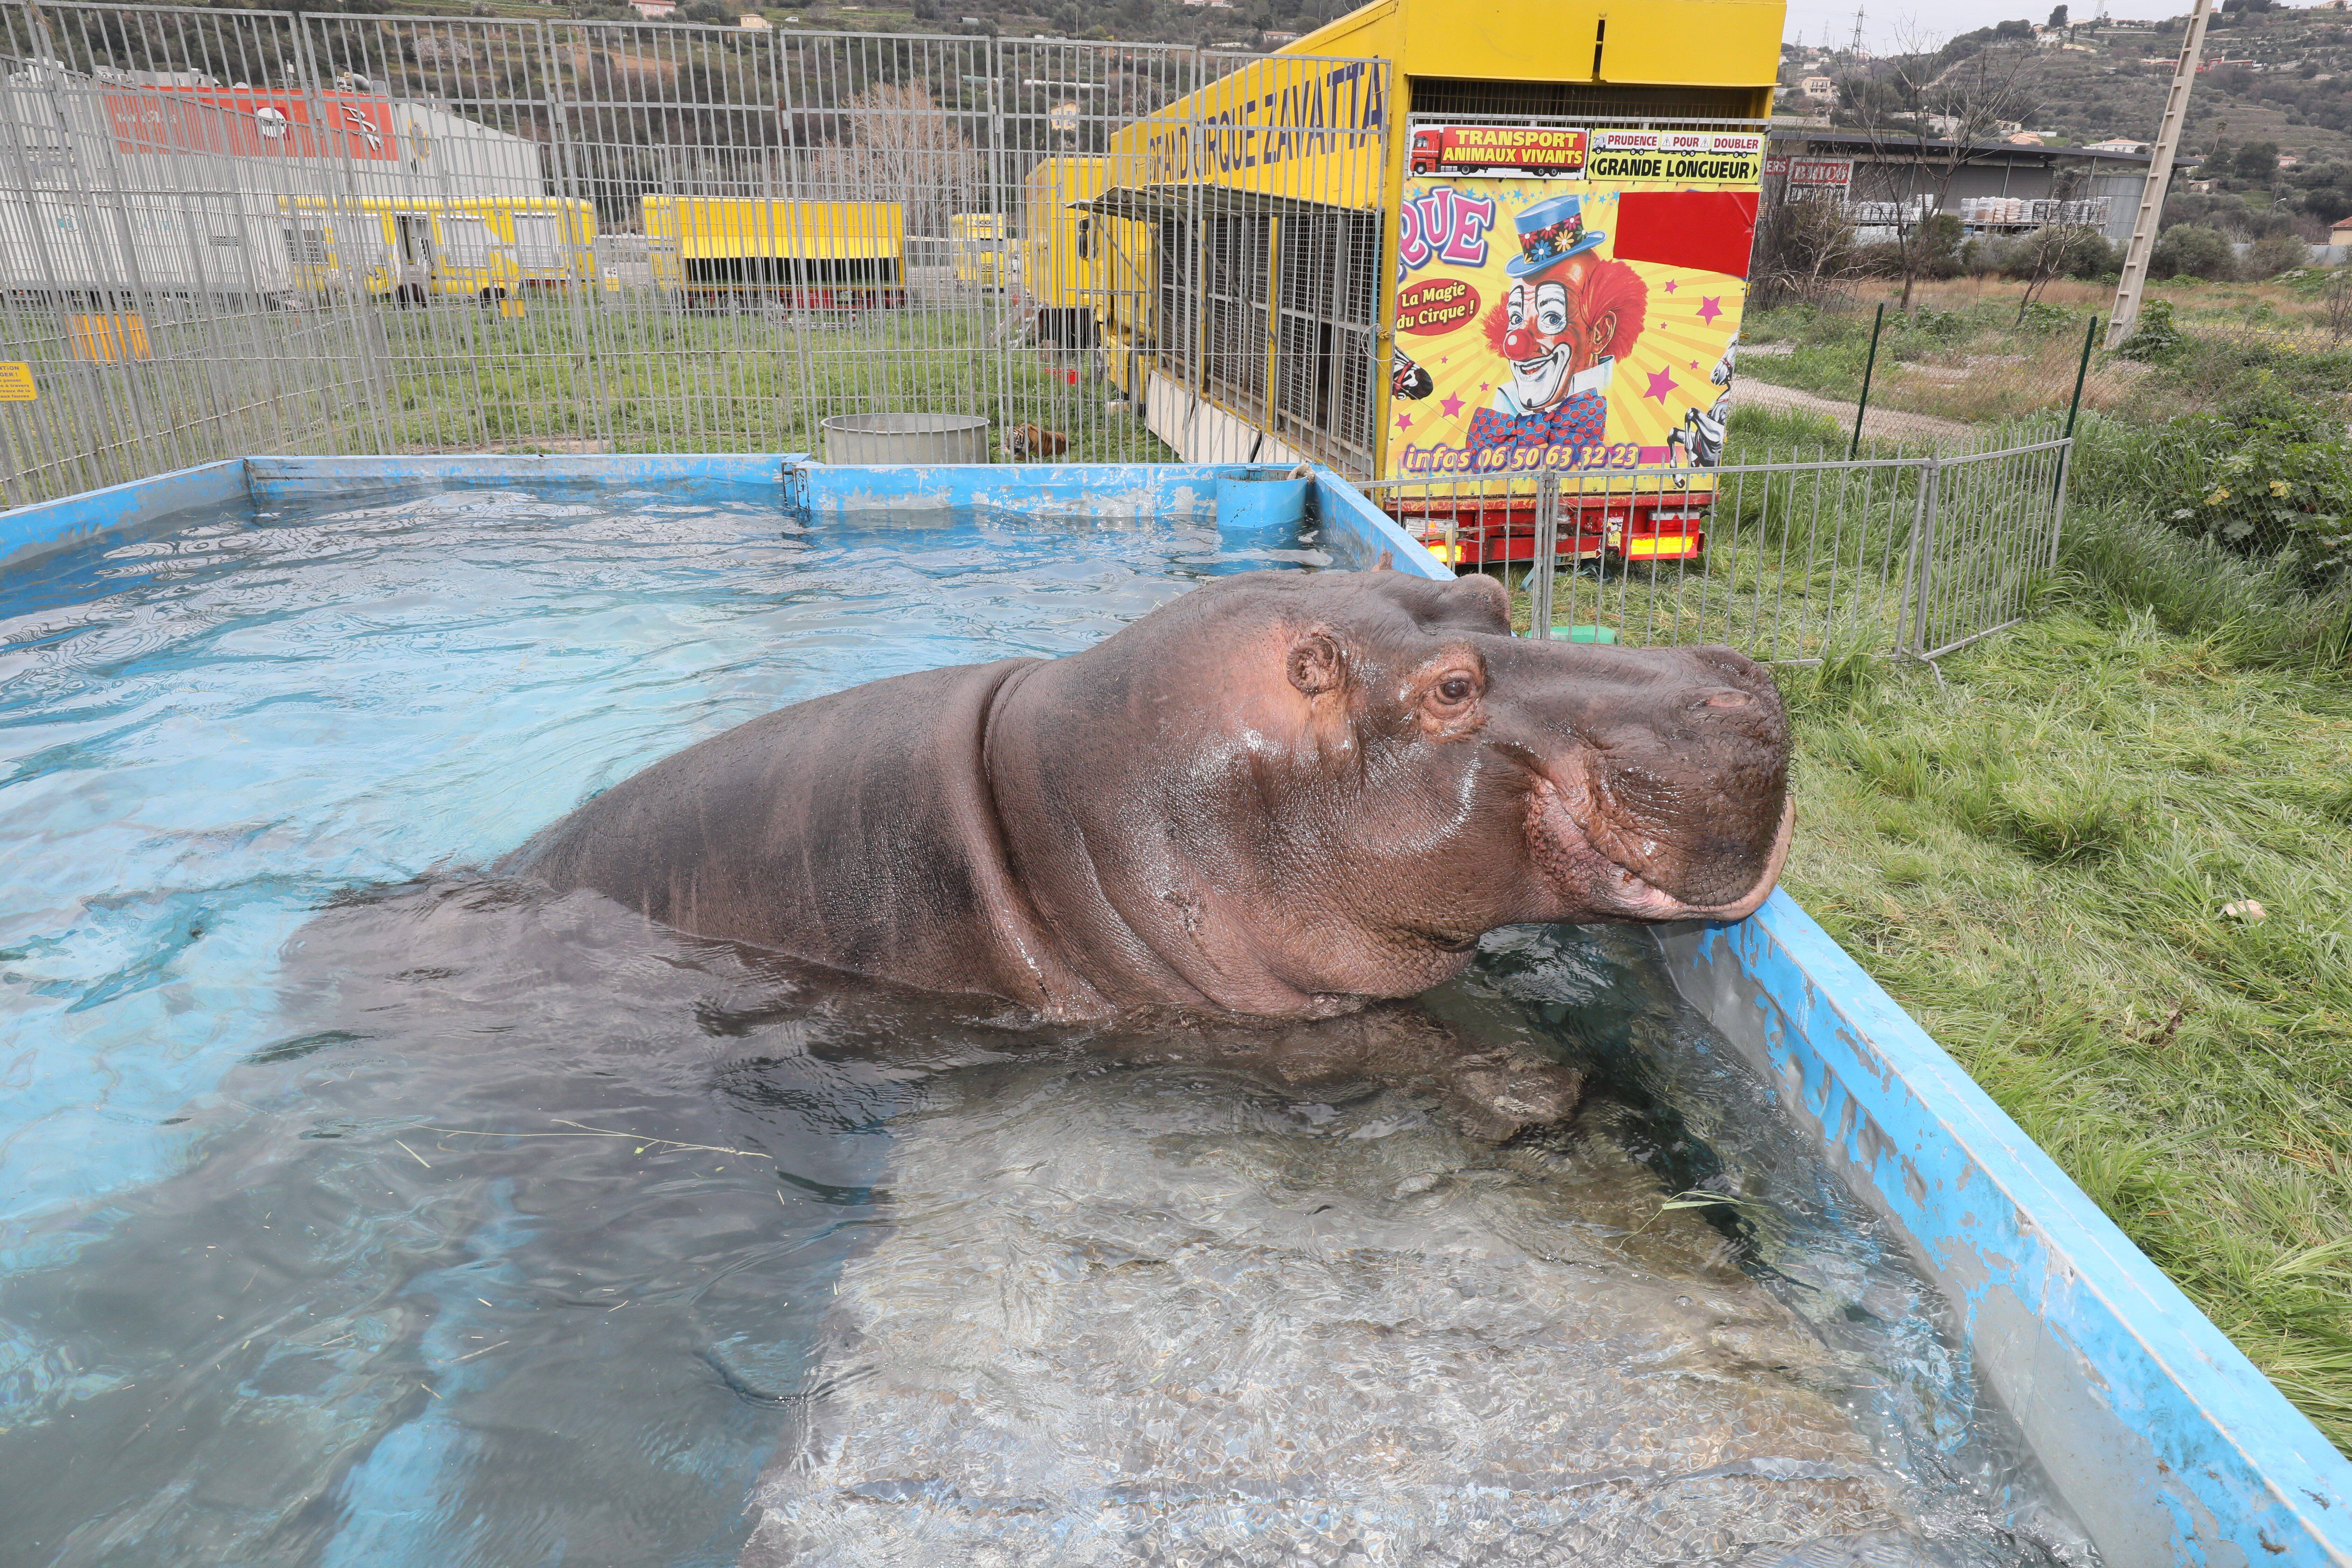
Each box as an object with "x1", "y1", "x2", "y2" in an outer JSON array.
[
  {"x1": 1849, "y1": 4, "x2": 1865, "y2": 55},
  {"x1": 2108, "y1": 0, "x2": 2217, "y2": 346}
]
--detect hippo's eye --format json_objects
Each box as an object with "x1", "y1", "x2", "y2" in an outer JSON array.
[{"x1": 1436, "y1": 675, "x2": 1477, "y2": 705}]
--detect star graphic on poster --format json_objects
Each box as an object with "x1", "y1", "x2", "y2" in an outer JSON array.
[
  {"x1": 1690, "y1": 360, "x2": 1700, "y2": 369},
  {"x1": 1662, "y1": 279, "x2": 1678, "y2": 293},
  {"x1": 1643, "y1": 369, "x2": 1677, "y2": 404},
  {"x1": 1697, "y1": 296, "x2": 1724, "y2": 325},
  {"x1": 1396, "y1": 413, "x2": 1413, "y2": 431},
  {"x1": 1440, "y1": 393, "x2": 1464, "y2": 419}
]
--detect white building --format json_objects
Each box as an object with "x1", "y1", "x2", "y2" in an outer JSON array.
[
  {"x1": 1800, "y1": 75, "x2": 1835, "y2": 102},
  {"x1": 1, "y1": 63, "x2": 547, "y2": 298}
]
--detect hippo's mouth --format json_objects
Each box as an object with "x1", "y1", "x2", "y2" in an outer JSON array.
[{"x1": 1520, "y1": 763, "x2": 1793, "y2": 922}]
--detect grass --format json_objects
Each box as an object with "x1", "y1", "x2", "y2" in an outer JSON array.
[
  {"x1": 1768, "y1": 500, "x2": 2352, "y2": 1456},
  {"x1": 360, "y1": 302, "x2": 1168, "y2": 462},
  {"x1": 1742, "y1": 274, "x2": 2352, "y2": 433}
]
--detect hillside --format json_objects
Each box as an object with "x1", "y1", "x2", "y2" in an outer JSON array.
[
  {"x1": 1782, "y1": 5, "x2": 2352, "y2": 237},
  {"x1": 232, "y1": 0, "x2": 1358, "y2": 50}
]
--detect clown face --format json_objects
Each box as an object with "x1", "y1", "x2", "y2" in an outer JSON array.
[{"x1": 1498, "y1": 260, "x2": 1632, "y2": 413}]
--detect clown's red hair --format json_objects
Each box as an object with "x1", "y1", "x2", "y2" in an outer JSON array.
[{"x1": 1480, "y1": 258, "x2": 1650, "y2": 364}]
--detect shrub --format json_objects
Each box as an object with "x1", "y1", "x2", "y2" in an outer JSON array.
[
  {"x1": 2114, "y1": 299, "x2": 2185, "y2": 361},
  {"x1": 2074, "y1": 385, "x2": 2352, "y2": 586},
  {"x1": 1999, "y1": 223, "x2": 2121, "y2": 281},
  {"x1": 2244, "y1": 230, "x2": 2314, "y2": 279},
  {"x1": 2015, "y1": 299, "x2": 2076, "y2": 335},
  {"x1": 2150, "y1": 223, "x2": 2239, "y2": 281}
]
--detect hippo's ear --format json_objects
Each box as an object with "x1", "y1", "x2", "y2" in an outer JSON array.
[{"x1": 1287, "y1": 628, "x2": 1346, "y2": 696}]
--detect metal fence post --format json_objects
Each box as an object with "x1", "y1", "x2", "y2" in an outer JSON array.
[
  {"x1": 1530, "y1": 478, "x2": 1557, "y2": 640},
  {"x1": 2047, "y1": 436, "x2": 2074, "y2": 571},
  {"x1": 1849, "y1": 300, "x2": 1885, "y2": 461},
  {"x1": 540, "y1": 18, "x2": 603, "y2": 452},
  {"x1": 1898, "y1": 454, "x2": 1941, "y2": 658}
]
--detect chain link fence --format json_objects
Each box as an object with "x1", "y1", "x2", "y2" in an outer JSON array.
[
  {"x1": 2, "y1": 4, "x2": 1387, "y2": 504},
  {"x1": 1361, "y1": 434, "x2": 2070, "y2": 663}
]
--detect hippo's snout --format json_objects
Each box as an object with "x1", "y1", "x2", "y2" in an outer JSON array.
[{"x1": 1507, "y1": 643, "x2": 1792, "y2": 922}]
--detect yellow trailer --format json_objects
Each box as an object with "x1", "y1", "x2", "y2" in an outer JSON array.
[
  {"x1": 283, "y1": 196, "x2": 596, "y2": 304},
  {"x1": 642, "y1": 197, "x2": 906, "y2": 310},
  {"x1": 950, "y1": 212, "x2": 1012, "y2": 287},
  {"x1": 1066, "y1": 0, "x2": 1782, "y2": 481}
]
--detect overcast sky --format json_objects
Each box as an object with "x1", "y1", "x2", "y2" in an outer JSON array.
[{"x1": 1779, "y1": 0, "x2": 2280, "y2": 56}]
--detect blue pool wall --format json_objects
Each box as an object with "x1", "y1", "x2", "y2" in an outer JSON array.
[{"x1": 3, "y1": 455, "x2": 2346, "y2": 1566}]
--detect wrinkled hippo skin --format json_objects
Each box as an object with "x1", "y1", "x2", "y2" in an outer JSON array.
[{"x1": 521, "y1": 566, "x2": 1791, "y2": 1024}]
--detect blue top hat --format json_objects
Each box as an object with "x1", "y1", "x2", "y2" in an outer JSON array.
[{"x1": 1505, "y1": 193, "x2": 1606, "y2": 277}]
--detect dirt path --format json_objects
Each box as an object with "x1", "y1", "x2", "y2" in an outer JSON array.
[{"x1": 1736, "y1": 376, "x2": 1976, "y2": 447}]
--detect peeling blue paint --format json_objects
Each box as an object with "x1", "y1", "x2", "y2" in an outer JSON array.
[{"x1": 1658, "y1": 894, "x2": 2352, "y2": 1566}]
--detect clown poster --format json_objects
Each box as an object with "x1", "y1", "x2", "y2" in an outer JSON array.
[{"x1": 1383, "y1": 128, "x2": 1763, "y2": 482}]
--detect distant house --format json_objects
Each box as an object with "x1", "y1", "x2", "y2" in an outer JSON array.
[
  {"x1": 2332, "y1": 217, "x2": 2352, "y2": 243},
  {"x1": 1800, "y1": 75, "x2": 1835, "y2": 101},
  {"x1": 2083, "y1": 137, "x2": 2152, "y2": 155},
  {"x1": 738, "y1": 11, "x2": 771, "y2": 25},
  {"x1": 630, "y1": 0, "x2": 677, "y2": 16},
  {"x1": 2006, "y1": 131, "x2": 2047, "y2": 146},
  {"x1": 2278, "y1": 153, "x2": 2300, "y2": 169}
]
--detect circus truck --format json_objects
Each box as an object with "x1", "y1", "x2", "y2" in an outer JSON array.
[
  {"x1": 1068, "y1": 0, "x2": 1777, "y2": 570},
  {"x1": 1382, "y1": 125, "x2": 1764, "y2": 567}
]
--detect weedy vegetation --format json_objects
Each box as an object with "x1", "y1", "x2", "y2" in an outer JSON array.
[{"x1": 1738, "y1": 322, "x2": 2352, "y2": 1449}]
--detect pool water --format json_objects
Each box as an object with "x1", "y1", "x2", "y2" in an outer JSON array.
[{"x1": 0, "y1": 485, "x2": 2089, "y2": 1567}]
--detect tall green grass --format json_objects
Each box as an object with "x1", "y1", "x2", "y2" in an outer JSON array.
[{"x1": 1777, "y1": 498, "x2": 2352, "y2": 1455}]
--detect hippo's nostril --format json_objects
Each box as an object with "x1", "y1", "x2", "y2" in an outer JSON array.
[{"x1": 1702, "y1": 690, "x2": 1753, "y2": 710}]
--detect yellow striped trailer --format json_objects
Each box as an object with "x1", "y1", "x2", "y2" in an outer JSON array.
[{"x1": 642, "y1": 197, "x2": 906, "y2": 312}]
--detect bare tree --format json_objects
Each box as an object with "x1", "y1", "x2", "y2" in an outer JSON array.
[
  {"x1": 1837, "y1": 31, "x2": 2037, "y2": 308},
  {"x1": 806, "y1": 83, "x2": 983, "y2": 237},
  {"x1": 2010, "y1": 223, "x2": 2110, "y2": 320},
  {"x1": 2007, "y1": 168, "x2": 2108, "y2": 321},
  {"x1": 1750, "y1": 192, "x2": 1862, "y2": 308},
  {"x1": 2323, "y1": 267, "x2": 2352, "y2": 342}
]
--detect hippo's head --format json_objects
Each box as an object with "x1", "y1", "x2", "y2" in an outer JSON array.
[{"x1": 1006, "y1": 566, "x2": 1792, "y2": 1018}]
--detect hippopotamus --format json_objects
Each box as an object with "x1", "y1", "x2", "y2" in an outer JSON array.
[{"x1": 521, "y1": 566, "x2": 1791, "y2": 1024}]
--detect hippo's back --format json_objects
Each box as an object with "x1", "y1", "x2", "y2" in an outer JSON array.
[{"x1": 523, "y1": 657, "x2": 1044, "y2": 997}]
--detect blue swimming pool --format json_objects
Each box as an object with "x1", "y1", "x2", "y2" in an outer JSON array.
[{"x1": 1, "y1": 456, "x2": 2344, "y2": 1568}]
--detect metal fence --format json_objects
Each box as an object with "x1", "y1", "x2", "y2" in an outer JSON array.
[
  {"x1": 2, "y1": 4, "x2": 1388, "y2": 504},
  {"x1": 1361, "y1": 436, "x2": 2071, "y2": 663}
]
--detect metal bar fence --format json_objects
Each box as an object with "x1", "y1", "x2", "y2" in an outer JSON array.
[
  {"x1": 2, "y1": 5, "x2": 1389, "y2": 502},
  {"x1": 1357, "y1": 435, "x2": 2070, "y2": 664}
]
